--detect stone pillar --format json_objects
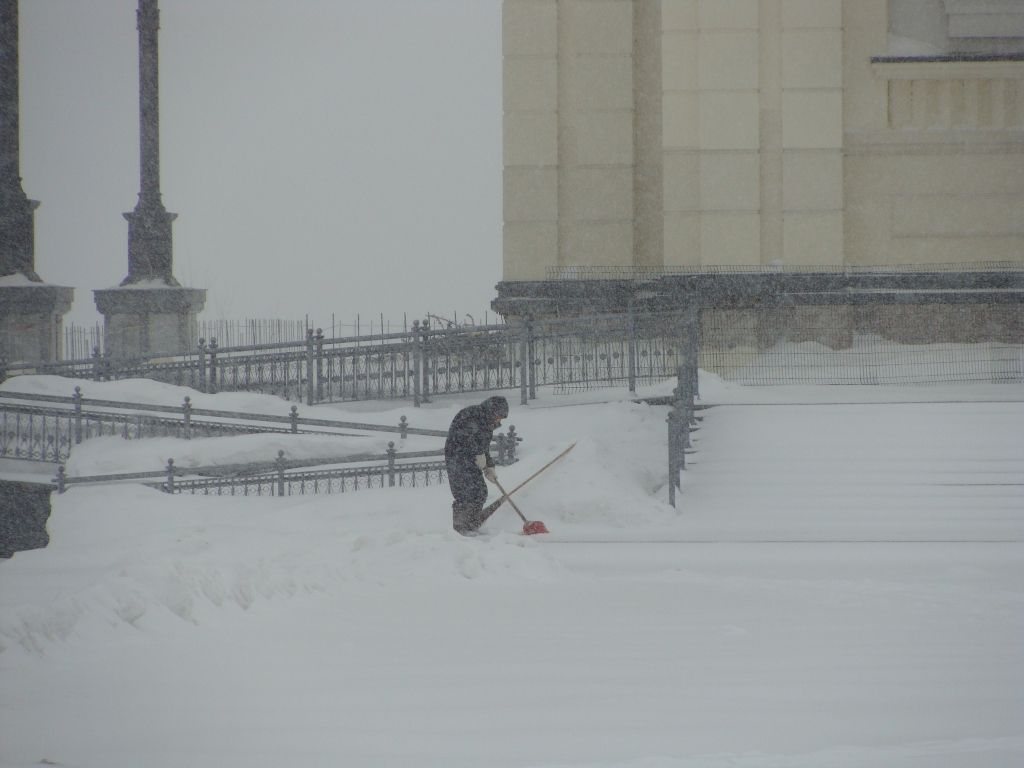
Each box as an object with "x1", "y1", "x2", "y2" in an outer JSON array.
[
  {"x1": 94, "y1": 0, "x2": 205, "y2": 356},
  {"x1": 0, "y1": 0, "x2": 74, "y2": 363}
]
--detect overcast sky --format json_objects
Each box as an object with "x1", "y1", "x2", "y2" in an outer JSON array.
[{"x1": 20, "y1": 0, "x2": 502, "y2": 332}]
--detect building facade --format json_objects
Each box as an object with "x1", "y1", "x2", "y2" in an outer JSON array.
[{"x1": 501, "y1": 0, "x2": 1024, "y2": 279}]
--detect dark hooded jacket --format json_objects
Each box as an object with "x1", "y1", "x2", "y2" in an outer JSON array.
[{"x1": 444, "y1": 396, "x2": 509, "y2": 468}]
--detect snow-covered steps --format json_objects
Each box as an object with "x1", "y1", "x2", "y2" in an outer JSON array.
[{"x1": 681, "y1": 401, "x2": 1024, "y2": 542}]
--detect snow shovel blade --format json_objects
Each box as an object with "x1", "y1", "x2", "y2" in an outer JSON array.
[{"x1": 522, "y1": 520, "x2": 549, "y2": 535}]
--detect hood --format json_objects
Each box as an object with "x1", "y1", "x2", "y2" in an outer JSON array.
[{"x1": 481, "y1": 396, "x2": 509, "y2": 419}]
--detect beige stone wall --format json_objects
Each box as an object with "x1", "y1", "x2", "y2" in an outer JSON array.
[
  {"x1": 844, "y1": 4, "x2": 1024, "y2": 266},
  {"x1": 502, "y1": 0, "x2": 1024, "y2": 276}
]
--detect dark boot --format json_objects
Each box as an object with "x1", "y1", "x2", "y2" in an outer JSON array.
[{"x1": 453, "y1": 504, "x2": 485, "y2": 535}]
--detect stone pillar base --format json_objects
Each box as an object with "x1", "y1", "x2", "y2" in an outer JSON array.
[
  {"x1": 94, "y1": 286, "x2": 206, "y2": 357},
  {"x1": 0, "y1": 284, "x2": 75, "y2": 363}
]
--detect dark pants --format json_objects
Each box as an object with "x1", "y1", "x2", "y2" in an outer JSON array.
[{"x1": 446, "y1": 457, "x2": 490, "y2": 533}]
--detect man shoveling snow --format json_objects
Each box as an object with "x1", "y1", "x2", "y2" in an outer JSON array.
[
  {"x1": 445, "y1": 396, "x2": 509, "y2": 535},
  {"x1": 445, "y1": 396, "x2": 549, "y2": 536}
]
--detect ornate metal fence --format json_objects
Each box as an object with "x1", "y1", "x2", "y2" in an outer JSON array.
[
  {"x1": 55, "y1": 447, "x2": 449, "y2": 499},
  {"x1": 0, "y1": 404, "x2": 73, "y2": 463},
  {"x1": 0, "y1": 401, "x2": 273, "y2": 463},
  {"x1": 10, "y1": 305, "x2": 1012, "y2": 402},
  {"x1": 163, "y1": 460, "x2": 448, "y2": 497},
  {"x1": 1, "y1": 312, "x2": 697, "y2": 408},
  {"x1": 527, "y1": 313, "x2": 693, "y2": 394}
]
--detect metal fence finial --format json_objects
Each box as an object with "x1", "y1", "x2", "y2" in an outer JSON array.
[
  {"x1": 275, "y1": 450, "x2": 286, "y2": 496},
  {"x1": 182, "y1": 396, "x2": 192, "y2": 439},
  {"x1": 507, "y1": 425, "x2": 520, "y2": 463},
  {"x1": 387, "y1": 441, "x2": 396, "y2": 486}
]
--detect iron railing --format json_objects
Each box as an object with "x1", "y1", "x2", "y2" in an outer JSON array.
[
  {"x1": 0, "y1": 388, "x2": 520, "y2": 465},
  {"x1": 0, "y1": 400, "x2": 276, "y2": 463},
  {"x1": 0, "y1": 312, "x2": 696, "y2": 405},
  {"x1": 4, "y1": 304, "x2": 1019, "y2": 402},
  {"x1": 164, "y1": 460, "x2": 448, "y2": 497},
  {"x1": 55, "y1": 447, "x2": 449, "y2": 498}
]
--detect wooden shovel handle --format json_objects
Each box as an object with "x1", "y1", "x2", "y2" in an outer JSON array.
[{"x1": 484, "y1": 442, "x2": 576, "y2": 515}]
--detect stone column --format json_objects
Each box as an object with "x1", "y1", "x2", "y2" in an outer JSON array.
[
  {"x1": 0, "y1": 0, "x2": 74, "y2": 363},
  {"x1": 94, "y1": 0, "x2": 205, "y2": 356}
]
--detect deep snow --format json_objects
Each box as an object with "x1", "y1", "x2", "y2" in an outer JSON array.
[{"x1": 1, "y1": 375, "x2": 1022, "y2": 767}]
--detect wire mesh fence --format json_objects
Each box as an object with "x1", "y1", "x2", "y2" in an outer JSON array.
[
  {"x1": 699, "y1": 306, "x2": 1023, "y2": 385},
  {"x1": 706, "y1": 336, "x2": 1022, "y2": 386}
]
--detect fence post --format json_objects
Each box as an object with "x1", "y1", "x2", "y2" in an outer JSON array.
[
  {"x1": 290, "y1": 405, "x2": 299, "y2": 434},
  {"x1": 315, "y1": 328, "x2": 325, "y2": 403},
  {"x1": 519, "y1": 318, "x2": 529, "y2": 406},
  {"x1": 667, "y1": 406, "x2": 686, "y2": 508},
  {"x1": 165, "y1": 458, "x2": 176, "y2": 494},
  {"x1": 305, "y1": 328, "x2": 315, "y2": 406},
  {"x1": 667, "y1": 408, "x2": 677, "y2": 508},
  {"x1": 276, "y1": 450, "x2": 286, "y2": 496},
  {"x1": 56, "y1": 465, "x2": 66, "y2": 494},
  {"x1": 627, "y1": 298, "x2": 637, "y2": 394},
  {"x1": 527, "y1": 318, "x2": 537, "y2": 400},
  {"x1": 677, "y1": 363, "x2": 693, "y2": 449},
  {"x1": 412, "y1": 320, "x2": 421, "y2": 408},
  {"x1": 667, "y1": 371, "x2": 691, "y2": 509},
  {"x1": 182, "y1": 396, "x2": 192, "y2": 440},
  {"x1": 421, "y1": 318, "x2": 431, "y2": 403},
  {"x1": 92, "y1": 346, "x2": 102, "y2": 382},
  {"x1": 507, "y1": 424, "x2": 520, "y2": 463},
  {"x1": 399, "y1": 415, "x2": 408, "y2": 439},
  {"x1": 208, "y1": 338, "x2": 219, "y2": 394},
  {"x1": 72, "y1": 386, "x2": 83, "y2": 445},
  {"x1": 197, "y1": 339, "x2": 207, "y2": 393},
  {"x1": 685, "y1": 304, "x2": 700, "y2": 404},
  {"x1": 387, "y1": 441, "x2": 396, "y2": 487}
]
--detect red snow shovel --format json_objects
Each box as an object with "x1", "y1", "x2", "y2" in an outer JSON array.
[{"x1": 491, "y1": 476, "x2": 549, "y2": 535}]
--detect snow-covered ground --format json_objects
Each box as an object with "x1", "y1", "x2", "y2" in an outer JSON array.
[{"x1": 1, "y1": 375, "x2": 1022, "y2": 767}]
